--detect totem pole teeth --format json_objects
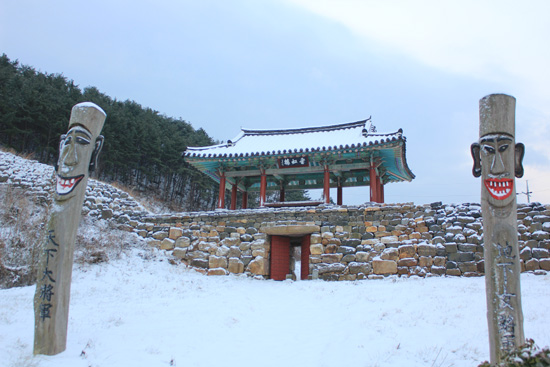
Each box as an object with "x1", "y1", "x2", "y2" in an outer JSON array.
[
  {"x1": 56, "y1": 174, "x2": 84, "y2": 196},
  {"x1": 484, "y1": 178, "x2": 513, "y2": 200}
]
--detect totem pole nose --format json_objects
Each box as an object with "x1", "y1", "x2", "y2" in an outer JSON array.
[
  {"x1": 491, "y1": 152, "x2": 506, "y2": 175},
  {"x1": 65, "y1": 142, "x2": 78, "y2": 166}
]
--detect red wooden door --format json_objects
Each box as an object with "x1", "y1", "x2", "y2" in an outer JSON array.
[
  {"x1": 301, "y1": 235, "x2": 310, "y2": 280},
  {"x1": 270, "y1": 236, "x2": 290, "y2": 280}
]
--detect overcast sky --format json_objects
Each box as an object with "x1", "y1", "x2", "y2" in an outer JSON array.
[{"x1": 1, "y1": 0, "x2": 549, "y2": 205}]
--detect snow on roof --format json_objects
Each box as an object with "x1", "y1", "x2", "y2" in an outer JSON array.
[{"x1": 185, "y1": 119, "x2": 403, "y2": 158}]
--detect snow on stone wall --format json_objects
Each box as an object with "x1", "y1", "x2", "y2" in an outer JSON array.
[{"x1": 1, "y1": 150, "x2": 549, "y2": 280}]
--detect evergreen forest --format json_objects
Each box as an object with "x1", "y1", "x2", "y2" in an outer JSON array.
[
  {"x1": 0, "y1": 54, "x2": 310, "y2": 210},
  {"x1": 0, "y1": 54, "x2": 218, "y2": 211}
]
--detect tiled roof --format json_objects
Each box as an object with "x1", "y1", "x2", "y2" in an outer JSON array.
[{"x1": 184, "y1": 119, "x2": 403, "y2": 158}]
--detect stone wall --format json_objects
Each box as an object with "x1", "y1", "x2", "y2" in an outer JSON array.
[
  {"x1": 132, "y1": 202, "x2": 550, "y2": 280},
  {"x1": 2, "y1": 150, "x2": 549, "y2": 281}
]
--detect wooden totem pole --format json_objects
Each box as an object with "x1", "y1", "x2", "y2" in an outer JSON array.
[
  {"x1": 471, "y1": 94, "x2": 525, "y2": 364},
  {"x1": 34, "y1": 102, "x2": 106, "y2": 355}
]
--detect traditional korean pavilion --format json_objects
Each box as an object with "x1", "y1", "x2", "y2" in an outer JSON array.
[{"x1": 184, "y1": 119, "x2": 414, "y2": 209}]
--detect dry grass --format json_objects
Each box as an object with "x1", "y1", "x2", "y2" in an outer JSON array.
[{"x1": 0, "y1": 185, "x2": 48, "y2": 288}]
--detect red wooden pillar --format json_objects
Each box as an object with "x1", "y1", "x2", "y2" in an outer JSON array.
[
  {"x1": 280, "y1": 186, "x2": 285, "y2": 202},
  {"x1": 230, "y1": 183, "x2": 238, "y2": 210},
  {"x1": 369, "y1": 164, "x2": 379, "y2": 203},
  {"x1": 380, "y1": 182, "x2": 385, "y2": 203},
  {"x1": 270, "y1": 236, "x2": 290, "y2": 281},
  {"x1": 323, "y1": 165, "x2": 330, "y2": 204},
  {"x1": 337, "y1": 177, "x2": 343, "y2": 205},
  {"x1": 242, "y1": 190, "x2": 248, "y2": 209},
  {"x1": 301, "y1": 235, "x2": 310, "y2": 280},
  {"x1": 259, "y1": 169, "x2": 267, "y2": 207},
  {"x1": 218, "y1": 172, "x2": 226, "y2": 209}
]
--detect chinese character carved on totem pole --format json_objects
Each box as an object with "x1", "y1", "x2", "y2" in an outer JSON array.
[
  {"x1": 34, "y1": 102, "x2": 106, "y2": 355},
  {"x1": 471, "y1": 94, "x2": 525, "y2": 364}
]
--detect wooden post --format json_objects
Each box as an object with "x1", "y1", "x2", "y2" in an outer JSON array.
[
  {"x1": 471, "y1": 94, "x2": 525, "y2": 364},
  {"x1": 337, "y1": 177, "x2": 343, "y2": 205},
  {"x1": 217, "y1": 172, "x2": 226, "y2": 209},
  {"x1": 34, "y1": 103, "x2": 106, "y2": 355},
  {"x1": 259, "y1": 169, "x2": 267, "y2": 207},
  {"x1": 279, "y1": 181, "x2": 285, "y2": 202},
  {"x1": 242, "y1": 190, "x2": 248, "y2": 209},
  {"x1": 323, "y1": 165, "x2": 330, "y2": 204},
  {"x1": 230, "y1": 183, "x2": 237, "y2": 210},
  {"x1": 369, "y1": 163, "x2": 379, "y2": 203},
  {"x1": 379, "y1": 182, "x2": 384, "y2": 203}
]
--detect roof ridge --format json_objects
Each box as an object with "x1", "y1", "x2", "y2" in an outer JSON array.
[{"x1": 240, "y1": 119, "x2": 369, "y2": 136}]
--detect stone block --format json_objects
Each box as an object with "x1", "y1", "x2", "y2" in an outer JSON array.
[
  {"x1": 348, "y1": 262, "x2": 370, "y2": 274},
  {"x1": 309, "y1": 243, "x2": 323, "y2": 255},
  {"x1": 222, "y1": 237, "x2": 240, "y2": 247},
  {"x1": 239, "y1": 242, "x2": 251, "y2": 251},
  {"x1": 208, "y1": 268, "x2": 229, "y2": 276},
  {"x1": 431, "y1": 266, "x2": 446, "y2": 275},
  {"x1": 380, "y1": 247, "x2": 399, "y2": 261},
  {"x1": 228, "y1": 246, "x2": 242, "y2": 258},
  {"x1": 398, "y1": 244, "x2": 416, "y2": 259},
  {"x1": 336, "y1": 246, "x2": 356, "y2": 255},
  {"x1": 318, "y1": 263, "x2": 346, "y2": 274},
  {"x1": 446, "y1": 268, "x2": 462, "y2": 276},
  {"x1": 152, "y1": 231, "x2": 168, "y2": 240},
  {"x1": 252, "y1": 247, "x2": 268, "y2": 258},
  {"x1": 175, "y1": 236, "x2": 191, "y2": 248},
  {"x1": 172, "y1": 249, "x2": 187, "y2": 259},
  {"x1": 160, "y1": 238, "x2": 175, "y2": 250},
  {"x1": 240, "y1": 234, "x2": 254, "y2": 242},
  {"x1": 532, "y1": 248, "x2": 549, "y2": 259},
  {"x1": 209, "y1": 255, "x2": 228, "y2": 269},
  {"x1": 169, "y1": 227, "x2": 183, "y2": 240},
  {"x1": 341, "y1": 254, "x2": 356, "y2": 263},
  {"x1": 228, "y1": 258, "x2": 245, "y2": 274},
  {"x1": 418, "y1": 256, "x2": 433, "y2": 267},
  {"x1": 417, "y1": 244, "x2": 436, "y2": 257},
  {"x1": 310, "y1": 233, "x2": 322, "y2": 244},
  {"x1": 448, "y1": 252, "x2": 475, "y2": 262},
  {"x1": 191, "y1": 258, "x2": 209, "y2": 269},
  {"x1": 342, "y1": 239, "x2": 362, "y2": 248},
  {"x1": 396, "y1": 266, "x2": 408, "y2": 275},
  {"x1": 372, "y1": 259, "x2": 397, "y2": 275},
  {"x1": 539, "y1": 258, "x2": 550, "y2": 271},
  {"x1": 355, "y1": 251, "x2": 370, "y2": 262},
  {"x1": 321, "y1": 253, "x2": 343, "y2": 264},
  {"x1": 532, "y1": 231, "x2": 549, "y2": 241},
  {"x1": 433, "y1": 256, "x2": 446, "y2": 267},
  {"x1": 322, "y1": 231, "x2": 334, "y2": 239},
  {"x1": 409, "y1": 232, "x2": 422, "y2": 240},
  {"x1": 325, "y1": 244, "x2": 338, "y2": 253},
  {"x1": 458, "y1": 261, "x2": 477, "y2": 273},
  {"x1": 247, "y1": 256, "x2": 269, "y2": 275},
  {"x1": 398, "y1": 258, "x2": 418, "y2": 267},
  {"x1": 362, "y1": 239, "x2": 380, "y2": 245},
  {"x1": 458, "y1": 243, "x2": 477, "y2": 252},
  {"x1": 446, "y1": 261, "x2": 458, "y2": 269},
  {"x1": 525, "y1": 258, "x2": 540, "y2": 271},
  {"x1": 381, "y1": 235, "x2": 399, "y2": 244}
]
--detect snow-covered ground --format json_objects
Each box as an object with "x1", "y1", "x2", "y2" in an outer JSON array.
[{"x1": 1, "y1": 247, "x2": 549, "y2": 367}]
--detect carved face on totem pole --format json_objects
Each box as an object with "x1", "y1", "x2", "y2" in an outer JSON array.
[
  {"x1": 54, "y1": 103, "x2": 105, "y2": 201},
  {"x1": 471, "y1": 94, "x2": 525, "y2": 209}
]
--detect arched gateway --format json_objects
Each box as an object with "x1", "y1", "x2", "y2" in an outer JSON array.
[{"x1": 184, "y1": 119, "x2": 414, "y2": 208}]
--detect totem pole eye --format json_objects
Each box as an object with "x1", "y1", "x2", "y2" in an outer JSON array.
[
  {"x1": 498, "y1": 144, "x2": 508, "y2": 152},
  {"x1": 483, "y1": 145, "x2": 495, "y2": 154}
]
